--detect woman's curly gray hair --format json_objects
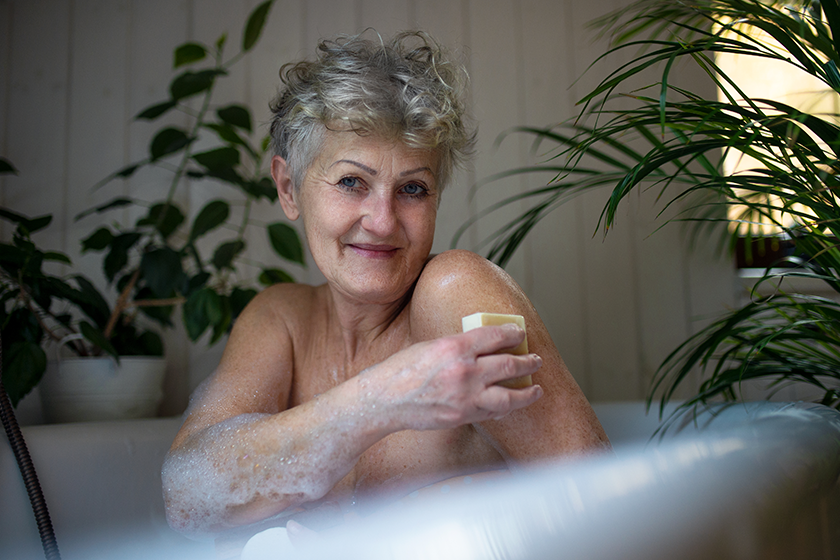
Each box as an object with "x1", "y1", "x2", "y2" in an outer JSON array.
[{"x1": 269, "y1": 30, "x2": 475, "y2": 192}]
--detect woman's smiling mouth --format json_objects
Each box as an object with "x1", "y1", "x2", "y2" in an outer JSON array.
[{"x1": 347, "y1": 243, "x2": 400, "y2": 258}]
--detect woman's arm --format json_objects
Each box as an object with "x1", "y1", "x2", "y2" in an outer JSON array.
[
  {"x1": 410, "y1": 250, "x2": 612, "y2": 462},
  {"x1": 162, "y1": 283, "x2": 543, "y2": 538},
  {"x1": 162, "y1": 286, "x2": 392, "y2": 537}
]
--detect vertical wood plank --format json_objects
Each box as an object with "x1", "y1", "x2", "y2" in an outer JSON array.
[
  {"x1": 245, "y1": 0, "x2": 308, "y2": 289},
  {"x1": 126, "y1": 0, "x2": 193, "y2": 413},
  {"x1": 304, "y1": 0, "x2": 357, "y2": 46},
  {"x1": 65, "y1": 0, "x2": 131, "y2": 274},
  {"x1": 0, "y1": 0, "x2": 12, "y2": 235},
  {"x1": 126, "y1": 0, "x2": 191, "y2": 204},
  {"x1": 189, "y1": 0, "x2": 249, "y2": 212},
  {"x1": 4, "y1": 0, "x2": 71, "y2": 256},
  {"x1": 412, "y1": 0, "x2": 474, "y2": 256},
  {"x1": 517, "y1": 0, "x2": 592, "y2": 395},
  {"x1": 467, "y1": 0, "x2": 533, "y2": 292},
  {"x1": 359, "y1": 0, "x2": 409, "y2": 35},
  {"x1": 567, "y1": 0, "x2": 645, "y2": 401},
  {"x1": 185, "y1": 0, "x2": 255, "y2": 392}
]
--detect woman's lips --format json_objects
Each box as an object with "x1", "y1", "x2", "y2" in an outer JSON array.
[{"x1": 347, "y1": 243, "x2": 399, "y2": 258}]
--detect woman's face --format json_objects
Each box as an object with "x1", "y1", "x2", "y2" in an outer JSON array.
[{"x1": 277, "y1": 130, "x2": 440, "y2": 306}]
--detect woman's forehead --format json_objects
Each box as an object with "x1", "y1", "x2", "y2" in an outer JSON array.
[{"x1": 315, "y1": 130, "x2": 440, "y2": 177}]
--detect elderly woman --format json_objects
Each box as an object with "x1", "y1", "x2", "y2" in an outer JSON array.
[{"x1": 162, "y1": 31, "x2": 610, "y2": 545}]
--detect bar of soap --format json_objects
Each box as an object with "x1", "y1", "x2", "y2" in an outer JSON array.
[{"x1": 461, "y1": 312, "x2": 532, "y2": 388}]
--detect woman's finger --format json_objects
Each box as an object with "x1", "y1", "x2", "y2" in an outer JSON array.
[
  {"x1": 462, "y1": 324, "x2": 528, "y2": 356},
  {"x1": 474, "y1": 384, "x2": 543, "y2": 417},
  {"x1": 476, "y1": 352, "x2": 542, "y2": 386}
]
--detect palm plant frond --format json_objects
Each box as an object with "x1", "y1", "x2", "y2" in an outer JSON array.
[{"x1": 462, "y1": 0, "x2": 840, "y2": 424}]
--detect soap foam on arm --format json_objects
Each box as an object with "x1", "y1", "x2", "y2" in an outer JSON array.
[{"x1": 461, "y1": 312, "x2": 532, "y2": 388}]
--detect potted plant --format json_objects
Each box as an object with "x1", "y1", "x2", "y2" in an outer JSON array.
[
  {"x1": 0, "y1": 162, "x2": 166, "y2": 421},
  {"x1": 75, "y1": 0, "x2": 304, "y2": 349},
  {"x1": 457, "y1": 0, "x2": 840, "y2": 428},
  {"x1": 2, "y1": 0, "x2": 304, "y2": 422}
]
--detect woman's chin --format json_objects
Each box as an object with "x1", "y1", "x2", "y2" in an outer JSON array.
[{"x1": 320, "y1": 257, "x2": 423, "y2": 305}]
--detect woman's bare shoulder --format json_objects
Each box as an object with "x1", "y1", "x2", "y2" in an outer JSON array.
[
  {"x1": 229, "y1": 281, "x2": 322, "y2": 331},
  {"x1": 222, "y1": 282, "x2": 322, "y2": 361},
  {"x1": 215, "y1": 284, "x2": 319, "y2": 392},
  {"x1": 242, "y1": 281, "x2": 321, "y2": 317},
  {"x1": 409, "y1": 250, "x2": 533, "y2": 341}
]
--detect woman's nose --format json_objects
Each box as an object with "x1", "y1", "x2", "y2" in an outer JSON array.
[{"x1": 361, "y1": 193, "x2": 398, "y2": 237}]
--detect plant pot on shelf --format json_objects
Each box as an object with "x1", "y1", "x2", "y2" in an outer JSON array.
[{"x1": 39, "y1": 356, "x2": 167, "y2": 423}]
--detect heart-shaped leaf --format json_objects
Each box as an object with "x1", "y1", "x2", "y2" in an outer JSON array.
[
  {"x1": 217, "y1": 105, "x2": 252, "y2": 132},
  {"x1": 150, "y1": 127, "x2": 192, "y2": 161},
  {"x1": 268, "y1": 222, "x2": 305, "y2": 265},
  {"x1": 189, "y1": 200, "x2": 229, "y2": 241},
  {"x1": 140, "y1": 247, "x2": 184, "y2": 297},
  {"x1": 242, "y1": 1, "x2": 273, "y2": 52},
  {"x1": 174, "y1": 42, "x2": 207, "y2": 68},
  {"x1": 212, "y1": 240, "x2": 246, "y2": 270},
  {"x1": 259, "y1": 268, "x2": 294, "y2": 285}
]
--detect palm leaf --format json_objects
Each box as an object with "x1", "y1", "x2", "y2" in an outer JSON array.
[{"x1": 462, "y1": 0, "x2": 840, "y2": 425}]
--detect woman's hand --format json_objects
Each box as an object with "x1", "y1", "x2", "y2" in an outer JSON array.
[{"x1": 365, "y1": 324, "x2": 544, "y2": 431}]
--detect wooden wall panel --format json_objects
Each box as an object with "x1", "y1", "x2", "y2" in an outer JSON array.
[
  {"x1": 0, "y1": 0, "x2": 742, "y2": 412},
  {"x1": 128, "y1": 0, "x2": 193, "y2": 412},
  {"x1": 467, "y1": 0, "x2": 532, "y2": 293},
  {"x1": 246, "y1": 0, "x2": 307, "y2": 290},
  {"x1": 65, "y1": 0, "x2": 131, "y2": 275},
  {"x1": 190, "y1": 0, "x2": 250, "y2": 214},
  {"x1": 4, "y1": 0, "x2": 71, "y2": 257},
  {"x1": 517, "y1": 0, "x2": 591, "y2": 394},
  {"x1": 359, "y1": 0, "x2": 410, "y2": 34},
  {"x1": 0, "y1": 0, "x2": 11, "y2": 237},
  {"x1": 411, "y1": 0, "x2": 474, "y2": 256},
  {"x1": 125, "y1": 0, "x2": 191, "y2": 212},
  {"x1": 303, "y1": 0, "x2": 357, "y2": 45},
  {"x1": 566, "y1": 0, "x2": 643, "y2": 401}
]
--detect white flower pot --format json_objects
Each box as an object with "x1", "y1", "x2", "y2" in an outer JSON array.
[{"x1": 39, "y1": 357, "x2": 167, "y2": 423}]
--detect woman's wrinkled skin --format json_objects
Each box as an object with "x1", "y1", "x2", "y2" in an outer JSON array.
[{"x1": 162, "y1": 130, "x2": 610, "y2": 545}]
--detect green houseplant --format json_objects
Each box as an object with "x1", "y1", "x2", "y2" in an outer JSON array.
[
  {"x1": 457, "y1": 0, "x2": 840, "y2": 427},
  {"x1": 76, "y1": 0, "x2": 304, "y2": 348},
  {"x1": 0, "y1": 162, "x2": 164, "y2": 408},
  {"x1": 1, "y1": 1, "x2": 304, "y2": 419}
]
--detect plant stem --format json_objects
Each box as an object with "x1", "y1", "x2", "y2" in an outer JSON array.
[
  {"x1": 103, "y1": 267, "x2": 141, "y2": 340},
  {"x1": 15, "y1": 280, "x2": 86, "y2": 356},
  {"x1": 238, "y1": 198, "x2": 251, "y2": 237},
  {"x1": 128, "y1": 296, "x2": 186, "y2": 308},
  {"x1": 156, "y1": 62, "x2": 219, "y2": 234},
  {"x1": 19, "y1": 289, "x2": 64, "y2": 344}
]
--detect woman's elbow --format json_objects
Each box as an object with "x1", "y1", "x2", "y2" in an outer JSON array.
[{"x1": 161, "y1": 450, "x2": 311, "y2": 538}]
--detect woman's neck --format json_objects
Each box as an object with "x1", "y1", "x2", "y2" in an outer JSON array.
[{"x1": 320, "y1": 283, "x2": 413, "y2": 363}]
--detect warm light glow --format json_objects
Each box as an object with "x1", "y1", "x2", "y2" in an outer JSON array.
[{"x1": 715, "y1": 16, "x2": 840, "y2": 236}]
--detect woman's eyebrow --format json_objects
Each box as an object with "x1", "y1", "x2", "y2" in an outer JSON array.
[
  {"x1": 332, "y1": 159, "x2": 377, "y2": 175},
  {"x1": 400, "y1": 167, "x2": 433, "y2": 177},
  {"x1": 330, "y1": 161, "x2": 433, "y2": 178}
]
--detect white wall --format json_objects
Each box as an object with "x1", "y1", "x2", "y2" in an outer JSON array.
[{"x1": 0, "y1": 0, "x2": 739, "y2": 414}]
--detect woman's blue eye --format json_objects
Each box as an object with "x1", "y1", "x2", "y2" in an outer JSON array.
[
  {"x1": 339, "y1": 177, "x2": 358, "y2": 188},
  {"x1": 402, "y1": 183, "x2": 425, "y2": 196}
]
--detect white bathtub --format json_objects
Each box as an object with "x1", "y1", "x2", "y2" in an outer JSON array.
[{"x1": 2, "y1": 401, "x2": 839, "y2": 559}]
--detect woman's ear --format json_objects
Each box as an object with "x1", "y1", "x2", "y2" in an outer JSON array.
[{"x1": 271, "y1": 155, "x2": 300, "y2": 221}]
